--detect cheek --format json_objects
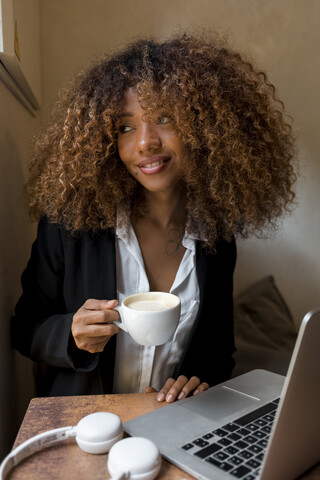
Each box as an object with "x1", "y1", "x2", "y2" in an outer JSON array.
[
  {"x1": 172, "y1": 144, "x2": 186, "y2": 171},
  {"x1": 118, "y1": 152, "x2": 139, "y2": 177},
  {"x1": 121, "y1": 160, "x2": 138, "y2": 177},
  {"x1": 167, "y1": 134, "x2": 185, "y2": 158},
  {"x1": 117, "y1": 141, "x2": 126, "y2": 162},
  {"x1": 117, "y1": 144, "x2": 132, "y2": 168}
]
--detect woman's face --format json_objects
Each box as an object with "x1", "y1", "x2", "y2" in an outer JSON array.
[{"x1": 117, "y1": 87, "x2": 186, "y2": 194}]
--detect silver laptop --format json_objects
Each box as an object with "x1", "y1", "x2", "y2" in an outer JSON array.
[{"x1": 124, "y1": 308, "x2": 320, "y2": 480}]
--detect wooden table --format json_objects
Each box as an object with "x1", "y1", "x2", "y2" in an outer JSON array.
[{"x1": 8, "y1": 393, "x2": 320, "y2": 479}]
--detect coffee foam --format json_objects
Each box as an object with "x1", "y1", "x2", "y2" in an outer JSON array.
[{"x1": 127, "y1": 300, "x2": 170, "y2": 312}]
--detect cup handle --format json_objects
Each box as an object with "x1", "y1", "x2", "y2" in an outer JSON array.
[{"x1": 112, "y1": 305, "x2": 128, "y2": 332}]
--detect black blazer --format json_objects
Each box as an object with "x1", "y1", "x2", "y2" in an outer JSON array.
[{"x1": 11, "y1": 219, "x2": 236, "y2": 396}]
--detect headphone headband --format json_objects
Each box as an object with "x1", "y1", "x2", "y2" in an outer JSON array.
[
  {"x1": 0, "y1": 412, "x2": 161, "y2": 480},
  {"x1": 0, "y1": 426, "x2": 76, "y2": 478}
]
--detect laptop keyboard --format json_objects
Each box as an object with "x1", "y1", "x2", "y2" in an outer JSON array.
[{"x1": 180, "y1": 399, "x2": 279, "y2": 479}]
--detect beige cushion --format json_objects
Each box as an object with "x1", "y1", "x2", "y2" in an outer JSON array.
[{"x1": 232, "y1": 276, "x2": 297, "y2": 377}]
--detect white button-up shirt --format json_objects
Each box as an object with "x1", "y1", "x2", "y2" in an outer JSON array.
[{"x1": 112, "y1": 219, "x2": 200, "y2": 393}]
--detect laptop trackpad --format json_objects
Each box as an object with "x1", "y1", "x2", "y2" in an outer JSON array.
[{"x1": 180, "y1": 386, "x2": 261, "y2": 422}]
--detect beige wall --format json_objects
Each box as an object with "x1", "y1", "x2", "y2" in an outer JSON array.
[
  {"x1": 0, "y1": 0, "x2": 41, "y2": 458},
  {"x1": 1, "y1": 0, "x2": 319, "y2": 458},
  {"x1": 0, "y1": 81, "x2": 38, "y2": 457},
  {"x1": 40, "y1": 0, "x2": 320, "y2": 324}
]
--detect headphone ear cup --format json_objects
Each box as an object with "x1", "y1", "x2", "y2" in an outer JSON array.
[
  {"x1": 76, "y1": 412, "x2": 123, "y2": 454},
  {"x1": 108, "y1": 437, "x2": 161, "y2": 480}
]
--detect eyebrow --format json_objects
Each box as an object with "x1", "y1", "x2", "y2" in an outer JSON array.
[{"x1": 118, "y1": 112, "x2": 134, "y2": 119}]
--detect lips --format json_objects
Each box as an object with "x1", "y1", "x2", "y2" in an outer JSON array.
[{"x1": 137, "y1": 156, "x2": 170, "y2": 174}]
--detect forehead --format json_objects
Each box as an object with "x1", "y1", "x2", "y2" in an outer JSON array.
[
  {"x1": 119, "y1": 86, "x2": 169, "y2": 118},
  {"x1": 120, "y1": 87, "x2": 141, "y2": 113}
]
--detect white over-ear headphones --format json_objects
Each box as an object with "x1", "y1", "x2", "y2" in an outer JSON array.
[{"x1": 0, "y1": 412, "x2": 161, "y2": 480}]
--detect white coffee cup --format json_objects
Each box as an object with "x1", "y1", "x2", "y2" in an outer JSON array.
[{"x1": 113, "y1": 292, "x2": 181, "y2": 346}]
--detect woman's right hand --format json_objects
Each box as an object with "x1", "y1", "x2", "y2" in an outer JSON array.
[{"x1": 71, "y1": 299, "x2": 120, "y2": 353}]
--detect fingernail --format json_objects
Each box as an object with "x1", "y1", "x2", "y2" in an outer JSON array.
[
  {"x1": 178, "y1": 392, "x2": 185, "y2": 400},
  {"x1": 193, "y1": 389, "x2": 199, "y2": 395},
  {"x1": 107, "y1": 300, "x2": 116, "y2": 306},
  {"x1": 157, "y1": 393, "x2": 165, "y2": 402},
  {"x1": 166, "y1": 394, "x2": 174, "y2": 403}
]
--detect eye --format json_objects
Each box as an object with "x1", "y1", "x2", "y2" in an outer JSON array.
[
  {"x1": 157, "y1": 115, "x2": 171, "y2": 125},
  {"x1": 118, "y1": 124, "x2": 133, "y2": 134}
]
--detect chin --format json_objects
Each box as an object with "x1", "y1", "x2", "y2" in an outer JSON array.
[{"x1": 141, "y1": 181, "x2": 179, "y2": 194}]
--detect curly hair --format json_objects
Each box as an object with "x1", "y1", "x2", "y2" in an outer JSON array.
[{"x1": 27, "y1": 32, "x2": 297, "y2": 247}]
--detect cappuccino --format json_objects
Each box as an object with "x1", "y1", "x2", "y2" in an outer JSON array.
[
  {"x1": 127, "y1": 300, "x2": 170, "y2": 311},
  {"x1": 113, "y1": 291, "x2": 181, "y2": 345}
]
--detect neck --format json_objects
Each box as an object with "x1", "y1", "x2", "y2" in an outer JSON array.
[{"x1": 142, "y1": 186, "x2": 186, "y2": 229}]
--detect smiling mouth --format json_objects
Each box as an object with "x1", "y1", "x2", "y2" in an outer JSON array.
[
  {"x1": 143, "y1": 159, "x2": 166, "y2": 168},
  {"x1": 137, "y1": 156, "x2": 170, "y2": 174}
]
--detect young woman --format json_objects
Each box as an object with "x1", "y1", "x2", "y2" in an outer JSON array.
[{"x1": 11, "y1": 33, "x2": 296, "y2": 401}]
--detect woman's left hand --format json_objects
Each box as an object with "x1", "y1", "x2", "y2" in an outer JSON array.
[{"x1": 145, "y1": 375, "x2": 209, "y2": 403}]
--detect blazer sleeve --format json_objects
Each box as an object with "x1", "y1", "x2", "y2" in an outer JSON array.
[{"x1": 10, "y1": 219, "x2": 98, "y2": 371}]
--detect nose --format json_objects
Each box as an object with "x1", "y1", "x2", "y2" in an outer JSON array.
[{"x1": 136, "y1": 122, "x2": 162, "y2": 153}]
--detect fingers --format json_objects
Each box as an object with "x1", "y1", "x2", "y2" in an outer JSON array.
[
  {"x1": 71, "y1": 298, "x2": 120, "y2": 353},
  {"x1": 156, "y1": 378, "x2": 176, "y2": 402},
  {"x1": 192, "y1": 381, "x2": 209, "y2": 396},
  {"x1": 85, "y1": 337, "x2": 112, "y2": 353},
  {"x1": 158, "y1": 376, "x2": 198, "y2": 403},
  {"x1": 83, "y1": 298, "x2": 118, "y2": 310},
  {"x1": 73, "y1": 321, "x2": 119, "y2": 340},
  {"x1": 145, "y1": 386, "x2": 158, "y2": 393},
  {"x1": 81, "y1": 299, "x2": 119, "y2": 323},
  {"x1": 156, "y1": 376, "x2": 209, "y2": 403}
]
